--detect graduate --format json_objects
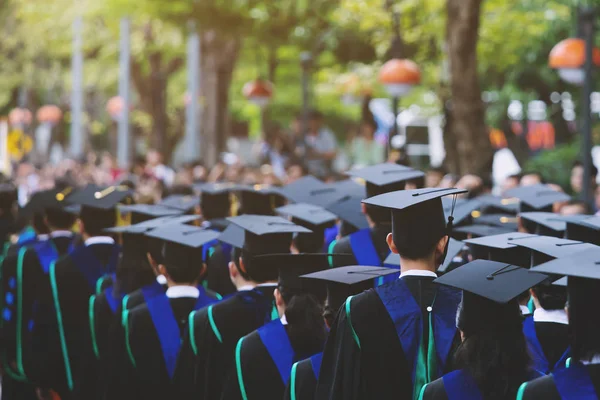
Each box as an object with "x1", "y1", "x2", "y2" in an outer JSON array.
[
  {"x1": 222, "y1": 253, "x2": 332, "y2": 400},
  {"x1": 518, "y1": 248, "x2": 600, "y2": 399},
  {"x1": 284, "y1": 265, "x2": 400, "y2": 400},
  {"x1": 49, "y1": 185, "x2": 130, "y2": 399},
  {"x1": 316, "y1": 187, "x2": 466, "y2": 400},
  {"x1": 276, "y1": 203, "x2": 338, "y2": 253},
  {"x1": 173, "y1": 215, "x2": 310, "y2": 400},
  {"x1": 0, "y1": 182, "x2": 17, "y2": 250},
  {"x1": 109, "y1": 223, "x2": 221, "y2": 400},
  {"x1": 331, "y1": 163, "x2": 425, "y2": 269},
  {"x1": 418, "y1": 259, "x2": 547, "y2": 399}
]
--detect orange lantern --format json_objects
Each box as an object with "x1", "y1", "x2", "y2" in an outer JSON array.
[
  {"x1": 378, "y1": 59, "x2": 421, "y2": 97},
  {"x1": 549, "y1": 38, "x2": 600, "y2": 85},
  {"x1": 243, "y1": 79, "x2": 273, "y2": 108},
  {"x1": 106, "y1": 96, "x2": 125, "y2": 120},
  {"x1": 36, "y1": 105, "x2": 63, "y2": 125}
]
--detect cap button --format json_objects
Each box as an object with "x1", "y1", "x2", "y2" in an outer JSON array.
[{"x1": 426, "y1": 306, "x2": 432, "y2": 312}]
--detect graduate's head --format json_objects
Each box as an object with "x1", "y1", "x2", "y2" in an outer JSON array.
[
  {"x1": 276, "y1": 204, "x2": 336, "y2": 254},
  {"x1": 45, "y1": 207, "x2": 76, "y2": 231},
  {"x1": 567, "y1": 277, "x2": 600, "y2": 362},
  {"x1": 531, "y1": 284, "x2": 566, "y2": 311},
  {"x1": 435, "y1": 260, "x2": 547, "y2": 398},
  {"x1": 113, "y1": 232, "x2": 155, "y2": 295},
  {"x1": 146, "y1": 224, "x2": 219, "y2": 286},
  {"x1": 79, "y1": 206, "x2": 117, "y2": 237}
]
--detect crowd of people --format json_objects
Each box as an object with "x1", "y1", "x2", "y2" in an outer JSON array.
[{"x1": 0, "y1": 147, "x2": 600, "y2": 400}]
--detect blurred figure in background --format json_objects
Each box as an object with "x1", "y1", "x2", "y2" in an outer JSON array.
[
  {"x1": 521, "y1": 171, "x2": 544, "y2": 186},
  {"x1": 426, "y1": 167, "x2": 446, "y2": 188},
  {"x1": 349, "y1": 98, "x2": 385, "y2": 169},
  {"x1": 304, "y1": 110, "x2": 338, "y2": 179}
]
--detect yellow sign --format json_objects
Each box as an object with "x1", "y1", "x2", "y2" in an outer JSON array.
[{"x1": 7, "y1": 130, "x2": 33, "y2": 160}]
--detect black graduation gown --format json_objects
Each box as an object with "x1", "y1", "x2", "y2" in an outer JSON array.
[
  {"x1": 173, "y1": 285, "x2": 277, "y2": 400},
  {"x1": 284, "y1": 353, "x2": 322, "y2": 400},
  {"x1": 315, "y1": 276, "x2": 462, "y2": 400},
  {"x1": 331, "y1": 224, "x2": 391, "y2": 267},
  {"x1": 534, "y1": 320, "x2": 570, "y2": 370},
  {"x1": 49, "y1": 242, "x2": 120, "y2": 399},
  {"x1": 205, "y1": 218, "x2": 236, "y2": 297},
  {"x1": 519, "y1": 363, "x2": 600, "y2": 399},
  {"x1": 111, "y1": 293, "x2": 219, "y2": 400},
  {"x1": 221, "y1": 321, "x2": 323, "y2": 400}
]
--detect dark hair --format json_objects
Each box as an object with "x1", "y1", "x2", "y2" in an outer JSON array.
[
  {"x1": 80, "y1": 207, "x2": 116, "y2": 236},
  {"x1": 568, "y1": 277, "x2": 600, "y2": 362},
  {"x1": 572, "y1": 160, "x2": 599, "y2": 177},
  {"x1": 278, "y1": 285, "x2": 327, "y2": 359},
  {"x1": 507, "y1": 173, "x2": 522, "y2": 181},
  {"x1": 32, "y1": 212, "x2": 50, "y2": 234},
  {"x1": 364, "y1": 204, "x2": 391, "y2": 225},
  {"x1": 162, "y1": 245, "x2": 204, "y2": 284},
  {"x1": 45, "y1": 208, "x2": 76, "y2": 230},
  {"x1": 293, "y1": 232, "x2": 324, "y2": 254},
  {"x1": 239, "y1": 249, "x2": 279, "y2": 283},
  {"x1": 522, "y1": 171, "x2": 545, "y2": 184},
  {"x1": 164, "y1": 185, "x2": 194, "y2": 197},
  {"x1": 113, "y1": 234, "x2": 156, "y2": 296},
  {"x1": 532, "y1": 285, "x2": 566, "y2": 311},
  {"x1": 454, "y1": 292, "x2": 531, "y2": 399}
]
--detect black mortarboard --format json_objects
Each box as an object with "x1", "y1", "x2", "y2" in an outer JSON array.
[
  {"x1": 383, "y1": 238, "x2": 465, "y2": 273},
  {"x1": 363, "y1": 188, "x2": 467, "y2": 252},
  {"x1": 105, "y1": 215, "x2": 199, "y2": 234},
  {"x1": 453, "y1": 224, "x2": 514, "y2": 239},
  {"x1": 464, "y1": 232, "x2": 536, "y2": 266},
  {"x1": 346, "y1": 163, "x2": 425, "y2": 198},
  {"x1": 218, "y1": 223, "x2": 245, "y2": 249},
  {"x1": 332, "y1": 179, "x2": 366, "y2": 199},
  {"x1": 237, "y1": 185, "x2": 286, "y2": 216},
  {"x1": 145, "y1": 224, "x2": 220, "y2": 268},
  {"x1": 119, "y1": 204, "x2": 183, "y2": 224},
  {"x1": 443, "y1": 198, "x2": 481, "y2": 227},
  {"x1": 559, "y1": 215, "x2": 600, "y2": 245},
  {"x1": 477, "y1": 194, "x2": 520, "y2": 215},
  {"x1": 473, "y1": 214, "x2": 519, "y2": 230},
  {"x1": 301, "y1": 265, "x2": 399, "y2": 310},
  {"x1": 508, "y1": 235, "x2": 599, "y2": 266},
  {"x1": 434, "y1": 259, "x2": 548, "y2": 303},
  {"x1": 195, "y1": 183, "x2": 236, "y2": 220},
  {"x1": 324, "y1": 195, "x2": 369, "y2": 231},
  {"x1": 67, "y1": 184, "x2": 133, "y2": 210},
  {"x1": 227, "y1": 214, "x2": 310, "y2": 254},
  {"x1": 519, "y1": 212, "x2": 566, "y2": 237},
  {"x1": 531, "y1": 247, "x2": 600, "y2": 279},
  {"x1": 19, "y1": 187, "x2": 75, "y2": 219},
  {"x1": 158, "y1": 194, "x2": 200, "y2": 213},
  {"x1": 257, "y1": 253, "x2": 332, "y2": 294},
  {"x1": 280, "y1": 176, "x2": 334, "y2": 206},
  {"x1": 276, "y1": 203, "x2": 337, "y2": 230},
  {"x1": 505, "y1": 184, "x2": 570, "y2": 212}
]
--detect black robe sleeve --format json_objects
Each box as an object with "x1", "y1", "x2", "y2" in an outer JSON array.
[
  {"x1": 518, "y1": 375, "x2": 561, "y2": 400},
  {"x1": 284, "y1": 358, "x2": 318, "y2": 400},
  {"x1": 420, "y1": 378, "x2": 449, "y2": 400},
  {"x1": 331, "y1": 238, "x2": 358, "y2": 267}
]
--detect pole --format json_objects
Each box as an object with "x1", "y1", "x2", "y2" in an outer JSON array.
[
  {"x1": 581, "y1": 7, "x2": 594, "y2": 208},
  {"x1": 185, "y1": 26, "x2": 200, "y2": 161},
  {"x1": 300, "y1": 52, "x2": 312, "y2": 138},
  {"x1": 70, "y1": 17, "x2": 84, "y2": 158},
  {"x1": 117, "y1": 18, "x2": 131, "y2": 169}
]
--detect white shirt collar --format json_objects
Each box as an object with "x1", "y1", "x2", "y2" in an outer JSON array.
[
  {"x1": 85, "y1": 236, "x2": 115, "y2": 246},
  {"x1": 50, "y1": 230, "x2": 73, "y2": 238},
  {"x1": 520, "y1": 305, "x2": 531, "y2": 316},
  {"x1": 581, "y1": 355, "x2": 600, "y2": 365},
  {"x1": 238, "y1": 285, "x2": 256, "y2": 292},
  {"x1": 256, "y1": 282, "x2": 278, "y2": 287},
  {"x1": 165, "y1": 285, "x2": 200, "y2": 299},
  {"x1": 533, "y1": 308, "x2": 569, "y2": 325},
  {"x1": 400, "y1": 270, "x2": 438, "y2": 279},
  {"x1": 156, "y1": 275, "x2": 168, "y2": 285},
  {"x1": 37, "y1": 234, "x2": 49, "y2": 241},
  {"x1": 280, "y1": 314, "x2": 288, "y2": 325}
]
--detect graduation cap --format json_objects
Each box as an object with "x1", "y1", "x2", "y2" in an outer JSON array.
[
  {"x1": 19, "y1": 187, "x2": 75, "y2": 219},
  {"x1": 476, "y1": 194, "x2": 520, "y2": 215},
  {"x1": 301, "y1": 265, "x2": 400, "y2": 310},
  {"x1": 363, "y1": 188, "x2": 467, "y2": 254},
  {"x1": 145, "y1": 224, "x2": 220, "y2": 269},
  {"x1": 531, "y1": 247, "x2": 600, "y2": 280},
  {"x1": 104, "y1": 215, "x2": 199, "y2": 234},
  {"x1": 279, "y1": 176, "x2": 339, "y2": 207},
  {"x1": 332, "y1": 179, "x2": 366, "y2": 199},
  {"x1": 508, "y1": 235, "x2": 599, "y2": 267},
  {"x1": 505, "y1": 184, "x2": 570, "y2": 212},
  {"x1": 276, "y1": 203, "x2": 337, "y2": 230},
  {"x1": 473, "y1": 214, "x2": 519, "y2": 230},
  {"x1": 236, "y1": 184, "x2": 286, "y2": 216},
  {"x1": 453, "y1": 224, "x2": 514, "y2": 239},
  {"x1": 119, "y1": 203, "x2": 183, "y2": 224},
  {"x1": 519, "y1": 212, "x2": 566, "y2": 237},
  {"x1": 434, "y1": 259, "x2": 548, "y2": 303},
  {"x1": 67, "y1": 184, "x2": 133, "y2": 210},
  {"x1": 443, "y1": 198, "x2": 481, "y2": 227},
  {"x1": 558, "y1": 215, "x2": 600, "y2": 245},
  {"x1": 383, "y1": 238, "x2": 465, "y2": 274},
  {"x1": 158, "y1": 194, "x2": 200, "y2": 213},
  {"x1": 218, "y1": 223, "x2": 245, "y2": 249},
  {"x1": 227, "y1": 214, "x2": 310, "y2": 255},
  {"x1": 346, "y1": 163, "x2": 425, "y2": 198},
  {"x1": 252, "y1": 253, "x2": 332, "y2": 294},
  {"x1": 194, "y1": 183, "x2": 237, "y2": 220},
  {"x1": 324, "y1": 194, "x2": 369, "y2": 231},
  {"x1": 464, "y1": 232, "x2": 537, "y2": 267}
]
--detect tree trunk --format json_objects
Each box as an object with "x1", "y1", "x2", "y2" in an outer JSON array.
[
  {"x1": 444, "y1": 0, "x2": 494, "y2": 176},
  {"x1": 199, "y1": 30, "x2": 241, "y2": 167}
]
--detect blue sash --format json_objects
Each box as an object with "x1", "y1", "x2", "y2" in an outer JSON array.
[
  {"x1": 349, "y1": 229, "x2": 395, "y2": 285},
  {"x1": 442, "y1": 370, "x2": 482, "y2": 400},
  {"x1": 256, "y1": 319, "x2": 295, "y2": 385},
  {"x1": 69, "y1": 244, "x2": 121, "y2": 290},
  {"x1": 16, "y1": 228, "x2": 36, "y2": 247},
  {"x1": 141, "y1": 280, "x2": 166, "y2": 303},
  {"x1": 32, "y1": 240, "x2": 59, "y2": 274},
  {"x1": 310, "y1": 352, "x2": 323, "y2": 379},
  {"x1": 375, "y1": 278, "x2": 460, "y2": 384},
  {"x1": 523, "y1": 316, "x2": 570, "y2": 374},
  {"x1": 324, "y1": 225, "x2": 339, "y2": 252},
  {"x1": 553, "y1": 362, "x2": 598, "y2": 400},
  {"x1": 104, "y1": 286, "x2": 122, "y2": 314},
  {"x1": 146, "y1": 288, "x2": 219, "y2": 379}
]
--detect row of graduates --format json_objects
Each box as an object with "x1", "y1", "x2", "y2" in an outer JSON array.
[{"x1": 1, "y1": 163, "x2": 599, "y2": 400}]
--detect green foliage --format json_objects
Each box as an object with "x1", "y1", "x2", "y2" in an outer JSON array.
[{"x1": 524, "y1": 140, "x2": 580, "y2": 191}]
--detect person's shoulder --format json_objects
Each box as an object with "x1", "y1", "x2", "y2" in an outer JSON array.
[
  {"x1": 421, "y1": 376, "x2": 447, "y2": 400},
  {"x1": 332, "y1": 236, "x2": 351, "y2": 252},
  {"x1": 345, "y1": 287, "x2": 383, "y2": 322},
  {"x1": 518, "y1": 374, "x2": 560, "y2": 400}
]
